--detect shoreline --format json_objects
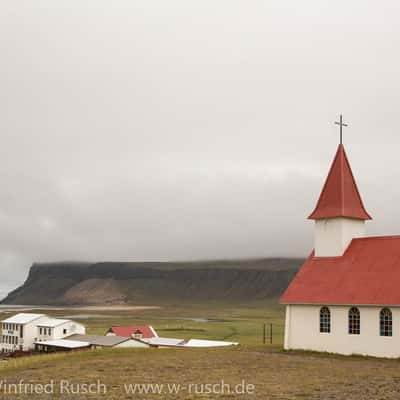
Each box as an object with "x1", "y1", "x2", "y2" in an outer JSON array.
[{"x1": 0, "y1": 305, "x2": 161, "y2": 312}]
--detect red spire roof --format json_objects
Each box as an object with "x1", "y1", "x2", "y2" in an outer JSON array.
[{"x1": 308, "y1": 144, "x2": 371, "y2": 220}]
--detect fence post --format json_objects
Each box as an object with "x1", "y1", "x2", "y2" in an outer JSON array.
[
  {"x1": 263, "y1": 323, "x2": 266, "y2": 344},
  {"x1": 270, "y1": 323, "x2": 273, "y2": 344}
]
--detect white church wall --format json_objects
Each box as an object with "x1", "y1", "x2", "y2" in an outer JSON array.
[
  {"x1": 284, "y1": 304, "x2": 400, "y2": 358},
  {"x1": 314, "y1": 218, "x2": 365, "y2": 257}
]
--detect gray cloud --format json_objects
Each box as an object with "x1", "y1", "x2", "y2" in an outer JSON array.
[{"x1": 1, "y1": 0, "x2": 400, "y2": 288}]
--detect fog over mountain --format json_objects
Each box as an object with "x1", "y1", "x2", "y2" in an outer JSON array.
[{"x1": 1, "y1": 0, "x2": 400, "y2": 289}]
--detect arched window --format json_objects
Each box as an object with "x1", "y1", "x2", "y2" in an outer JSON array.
[
  {"x1": 320, "y1": 307, "x2": 331, "y2": 333},
  {"x1": 348, "y1": 307, "x2": 360, "y2": 335},
  {"x1": 380, "y1": 308, "x2": 392, "y2": 337}
]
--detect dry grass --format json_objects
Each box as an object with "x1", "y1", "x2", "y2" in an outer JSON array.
[{"x1": 1, "y1": 346, "x2": 400, "y2": 399}]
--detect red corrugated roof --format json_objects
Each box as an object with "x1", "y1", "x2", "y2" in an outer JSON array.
[
  {"x1": 308, "y1": 144, "x2": 371, "y2": 220},
  {"x1": 280, "y1": 236, "x2": 400, "y2": 305},
  {"x1": 110, "y1": 325, "x2": 157, "y2": 338}
]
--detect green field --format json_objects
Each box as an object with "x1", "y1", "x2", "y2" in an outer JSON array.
[
  {"x1": 69, "y1": 300, "x2": 285, "y2": 345},
  {"x1": 1, "y1": 302, "x2": 400, "y2": 399}
]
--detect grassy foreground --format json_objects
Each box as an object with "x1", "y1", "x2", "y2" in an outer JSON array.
[{"x1": 1, "y1": 302, "x2": 400, "y2": 399}]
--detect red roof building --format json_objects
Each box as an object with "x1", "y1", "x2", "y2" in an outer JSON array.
[
  {"x1": 280, "y1": 139, "x2": 400, "y2": 358},
  {"x1": 106, "y1": 325, "x2": 158, "y2": 339}
]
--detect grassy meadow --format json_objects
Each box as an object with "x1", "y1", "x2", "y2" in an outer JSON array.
[
  {"x1": 1, "y1": 301, "x2": 400, "y2": 399},
  {"x1": 68, "y1": 300, "x2": 285, "y2": 345}
]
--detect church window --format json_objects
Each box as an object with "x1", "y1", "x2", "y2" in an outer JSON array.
[
  {"x1": 380, "y1": 308, "x2": 392, "y2": 337},
  {"x1": 348, "y1": 307, "x2": 360, "y2": 335},
  {"x1": 319, "y1": 307, "x2": 330, "y2": 333}
]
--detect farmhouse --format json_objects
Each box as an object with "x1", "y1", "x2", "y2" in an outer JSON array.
[
  {"x1": 1, "y1": 313, "x2": 85, "y2": 352},
  {"x1": 1, "y1": 313, "x2": 236, "y2": 353},
  {"x1": 281, "y1": 140, "x2": 400, "y2": 358}
]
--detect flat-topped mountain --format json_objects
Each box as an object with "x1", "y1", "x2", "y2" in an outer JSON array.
[{"x1": 1, "y1": 258, "x2": 303, "y2": 305}]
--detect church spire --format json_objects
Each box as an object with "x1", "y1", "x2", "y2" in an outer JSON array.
[{"x1": 308, "y1": 144, "x2": 371, "y2": 220}]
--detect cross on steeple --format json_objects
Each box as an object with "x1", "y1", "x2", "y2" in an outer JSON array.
[{"x1": 334, "y1": 114, "x2": 348, "y2": 145}]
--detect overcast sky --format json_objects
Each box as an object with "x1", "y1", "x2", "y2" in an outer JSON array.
[{"x1": 1, "y1": 0, "x2": 400, "y2": 289}]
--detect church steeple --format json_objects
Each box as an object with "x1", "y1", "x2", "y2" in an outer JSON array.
[
  {"x1": 308, "y1": 144, "x2": 371, "y2": 220},
  {"x1": 310, "y1": 143, "x2": 371, "y2": 257}
]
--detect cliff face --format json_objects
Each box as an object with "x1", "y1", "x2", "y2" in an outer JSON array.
[{"x1": 1, "y1": 258, "x2": 303, "y2": 305}]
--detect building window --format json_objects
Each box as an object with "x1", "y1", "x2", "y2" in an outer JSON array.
[
  {"x1": 319, "y1": 307, "x2": 331, "y2": 333},
  {"x1": 348, "y1": 307, "x2": 360, "y2": 335},
  {"x1": 63, "y1": 329, "x2": 67, "y2": 334},
  {"x1": 380, "y1": 308, "x2": 392, "y2": 337},
  {"x1": 133, "y1": 329, "x2": 143, "y2": 339}
]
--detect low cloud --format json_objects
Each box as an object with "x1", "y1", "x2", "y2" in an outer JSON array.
[{"x1": 1, "y1": 0, "x2": 400, "y2": 288}]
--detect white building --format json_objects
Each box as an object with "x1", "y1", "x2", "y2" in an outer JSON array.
[
  {"x1": 1, "y1": 313, "x2": 85, "y2": 352},
  {"x1": 281, "y1": 142, "x2": 400, "y2": 358},
  {"x1": 1, "y1": 313, "x2": 45, "y2": 352},
  {"x1": 36, "y1": 317, "x2": 85, "y2": 342}
]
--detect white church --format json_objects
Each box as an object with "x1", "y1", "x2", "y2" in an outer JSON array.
[{"x1": 281, "y1": 137, "x2": 400, "y2": 358}]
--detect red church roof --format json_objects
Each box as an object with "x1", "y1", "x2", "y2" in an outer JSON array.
[
  {"x1": 280, "y1": 236, "x2": 400, "y2": 305},
  {"x1": 308, "y1": 144, "x2": 371, "y2": 220},
  {"x1": 108, "y1": 325, "x2": 157, "y2": 338}
]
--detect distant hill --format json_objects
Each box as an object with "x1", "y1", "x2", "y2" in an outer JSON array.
[{"x1": 1, "y1": 258, "x2": 303, "y2": 305}]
